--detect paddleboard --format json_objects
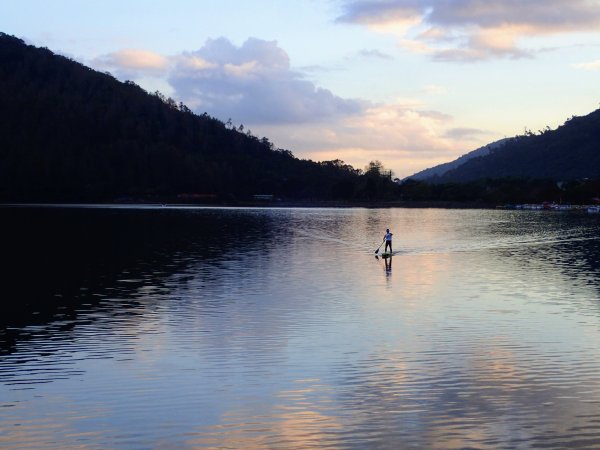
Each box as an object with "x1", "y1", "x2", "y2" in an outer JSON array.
[{"x1": 379, "y1": 251, "x2": 398, "y2": 258}]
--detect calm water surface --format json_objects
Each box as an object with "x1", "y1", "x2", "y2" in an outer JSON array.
[{"x1": 1, "y1": 206, "x2": 600, "y2": 449}]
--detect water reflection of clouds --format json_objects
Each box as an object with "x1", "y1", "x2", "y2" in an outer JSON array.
[
  {"x1": 341, "y1": 228, "x2": 600, "y2": 446},
  {"x1": 327, "y1": 337, "x2": 600, "y2": 448},
  {"x1": 186, "y1": 410, "x2": 343, "y2": 449},
  {"x1": 185, "y1": 379, "x2": 345, "y2": 449},
  {"x1": 3, "y1": 207, "x2": 600, "y2": 448}
]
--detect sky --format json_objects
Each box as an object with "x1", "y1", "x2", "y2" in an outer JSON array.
[{"x1": 2, "y1": 0, "x2": 600, "y2": 178}]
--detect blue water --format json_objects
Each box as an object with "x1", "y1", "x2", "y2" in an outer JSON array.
[{"x1": 1, "y1": 206, "x2": 600, "y2": 448}]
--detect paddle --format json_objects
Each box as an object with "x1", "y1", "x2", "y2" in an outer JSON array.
[{"x1": 374, "y1": 238, "x2": 385, "y2": 254}]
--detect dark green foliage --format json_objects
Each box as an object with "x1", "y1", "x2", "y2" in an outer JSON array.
[{"x1": 0, "y1": 33, "x2": 380, "y2": 202}]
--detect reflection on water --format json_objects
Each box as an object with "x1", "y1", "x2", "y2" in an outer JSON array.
[{"x1": 1, "y1": 206, "x2": 600, "y2": 448}]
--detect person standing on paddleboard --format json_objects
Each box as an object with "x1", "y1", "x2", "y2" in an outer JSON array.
[{"x1": 384, "y1": 228, "x2": 393, "y2": 254}]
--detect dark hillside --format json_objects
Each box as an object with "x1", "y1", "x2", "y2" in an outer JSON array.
[
  {"x1": 0, "y1": 33, "x2": 376, "y2": 202},
  {"x1": 437, "y1": 108, "x2": 600, "y2": 183}
]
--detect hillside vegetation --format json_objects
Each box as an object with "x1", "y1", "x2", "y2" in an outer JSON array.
[
  {"x1": 0, "y1": 33, "x2": 398, "y2": 203},
  {"x1": 429, "y1": 110, "x2": 600, "y2": 183}
]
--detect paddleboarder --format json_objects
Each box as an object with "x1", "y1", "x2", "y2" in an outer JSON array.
[{"x1": 384, "y1": 228, "x2": 393, "y2": 254}]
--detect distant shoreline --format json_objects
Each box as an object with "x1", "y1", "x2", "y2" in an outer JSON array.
[
  {"x1": 0, "y1": 200, "x2": 500, "y2": 210},
  {"x1": 2, "y1": 200, "x2": 596, "y2": 210}
]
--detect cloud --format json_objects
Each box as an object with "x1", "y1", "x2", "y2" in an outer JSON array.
[
  {"x1": 572, "y1": 59, "x2": 600, "y2": 70},
  {"x1": 168, "y1": 37, "x2": 366, "y2": 124},
  {"x1": 258, "y1": 102, "x2": 486, "y2": 177},
  {"x1": 337, "y1": 0, "x2": 600, "y2": 61},
  {"x1": 92, "y1": 49, "x2": 169, "y2": 77},
  {"x1": 443, "y1": 127, "x2": 493, "y2": 140},
  {"x1": 90, "y1": 38, "x2": 364, "y2": 125},
  {"x1": 337, "y1": 1, "x2": 423, "y2": 26},
  {"x1": 357, "y1": 48, "x2": 394, "y2": 59}
]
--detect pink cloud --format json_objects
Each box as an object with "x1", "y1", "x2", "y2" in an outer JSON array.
[
  {"x1": 93, "y1": 49, "x2": 168, "y2": 74},
  {"x1": 258, "y1": 103, "x2": 490, "y2": 178},
  {"x1": 338, "y1": 0, "x2": 600, "y2": 61}
]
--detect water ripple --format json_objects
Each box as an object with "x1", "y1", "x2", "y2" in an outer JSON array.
[{"x1": 1, "y1": 207, "x2": 600, "y2": 448}]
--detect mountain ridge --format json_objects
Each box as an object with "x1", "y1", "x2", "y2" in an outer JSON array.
[
  {"x1": 410, "y1": 109, "x2": 600, "y2": 183},
  {"x1": 408, "y1": 138, "x2": 512, "y2": 181},
  {"x1": 0, "y1": 32, "x2": 400, "y2": 202}
]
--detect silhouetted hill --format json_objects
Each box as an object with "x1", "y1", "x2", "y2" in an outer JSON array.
[
  {"x1": 434, "y1": 109, "x2": 600, "y2": 183},
  {"x1": 408, "y1": 138, "x2": 512, "y2": 181},
  {"x1": 0, "y1": 33, "x2": 396, "y2": 202}
]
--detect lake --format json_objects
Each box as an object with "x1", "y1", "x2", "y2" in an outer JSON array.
[{"x1": 1, "y1": 205, "x2": 600, "y2": 449}]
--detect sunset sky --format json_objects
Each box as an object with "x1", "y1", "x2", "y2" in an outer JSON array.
[{"x1": 2, "y1": 0, "x2": 600, "y2": 178}]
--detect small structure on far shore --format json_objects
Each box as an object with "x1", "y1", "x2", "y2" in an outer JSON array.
[{"x1": 253, "y1": 194, "x2": 274, "y2": 201}]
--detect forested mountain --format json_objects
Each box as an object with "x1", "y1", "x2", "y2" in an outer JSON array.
[
  {"x1": 408, "y1": 138, "x2": 511, "y2": 181},
  {"x1": 0, "y1": 33, "x2": 398, "y2": 202},
  {"x1": 429, "y1": 109, "x2": 600, "y2": 183}
]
